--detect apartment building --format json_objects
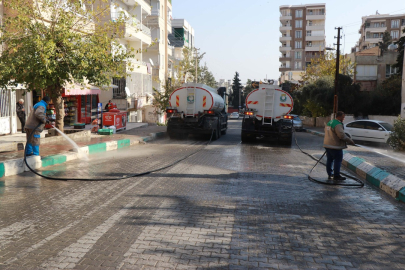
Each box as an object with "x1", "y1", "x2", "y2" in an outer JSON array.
[
  {"x1": 279, "y1": 3, "x2": 326, "y2": 84},
  {"x1": 354, "y1": 13, "x2": 405, "y2": 53},
  {"x1": 96, "y1": 0, "x2": 153, "y2": 116},
  {"x1": 143, "y1": 0, "x2": 172, "y2": 91},
  {"x1": 168, "y1": 19, "x2": 195, "y2": 80}
]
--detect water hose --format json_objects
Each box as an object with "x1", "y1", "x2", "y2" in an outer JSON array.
[
  {"x1": 24, "y1": 123, "x2": 215, "y2": 181},
  {"x1": 293, "y1": 129, "x2": 364, "y2": 188}
]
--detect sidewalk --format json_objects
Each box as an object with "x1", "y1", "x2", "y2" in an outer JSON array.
[
  {"x1": 0, "y1": 124, "x2": 167, "y2": 178},
  {"x1": 304, "y1": 125, "x2": 405, "y2": 203}
]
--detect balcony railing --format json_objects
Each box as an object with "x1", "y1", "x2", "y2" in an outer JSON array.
[{"x1": 307, "y1": 10, "x2": 325, "y2": 15}]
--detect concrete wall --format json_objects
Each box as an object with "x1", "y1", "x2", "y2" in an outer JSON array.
[{"x1": 303, "y1": 114, "x2": 398, "y2": 127}]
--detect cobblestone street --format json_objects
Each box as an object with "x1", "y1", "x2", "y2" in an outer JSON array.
[{"x1": 1, "y1": 120, "x2": 405, "y2": 269}]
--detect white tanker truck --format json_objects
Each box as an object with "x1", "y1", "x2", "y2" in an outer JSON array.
[
  {"x1": 241, "y1": 81, "x2": 294, "y2": 145},
  {"x1": 166, "y1": 83, "x2": 228, "y2": 140}
]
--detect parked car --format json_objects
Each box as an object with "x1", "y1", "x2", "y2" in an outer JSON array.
[
  {"x1": 230, "y1": 112, "x2": 240, "y2": 119},
  {"x1": 290, "y1": 114, "x2": 304, "y2": 131},
  {"x1": 344, "y1": 120, "x2": 393, "y2": 143}
]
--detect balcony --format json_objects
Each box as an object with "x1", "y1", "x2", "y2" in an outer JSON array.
[
  {"x1": 128, "y1": 60, "x2": 148, "y2": 75},
  {"x1": 279, "y1": 56, "x2": 291, "y2": 62},
  {"x1": 306, "y1": 11, "x2": 325, "y2": 20},
  {"x1": 364, "y1": 37, "x2": 381, "y2": 44},
  {"x1": 112, "y1": 13, "x2": 152, "y2": 44},
  {"x1": 305, "y1": 35, "x2": 325, "y2": 41},
  {"x1": 367, "y1": 26, "x2": 387, "y2": 33},
  {"x1": 280, "y1": 24, "x2": 292, "y2": 31},
  {"x1": 279, "y1": 46, "x2": 291, "y2": 52},
  {"x1": 306, "y1": 24, "x2": 324, "y2": 31},
  {"x1": 279, "y1": 66, "x2": 291, "y2": 72},
  {"x1": 280, "y1": 14, "x2": 292, "y2": 21},
  {"x1": 305, "y1": 45, "x2": 325, "y2": 51},
  {"x1": 279, "y1": 36, "x2": 292, "y2": 42}
]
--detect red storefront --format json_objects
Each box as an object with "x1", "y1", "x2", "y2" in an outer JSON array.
[{"x1": 63, "y1": 85, "x2": 101, "y2": 125}]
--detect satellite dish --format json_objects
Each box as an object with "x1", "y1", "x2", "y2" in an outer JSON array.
[{"x1": 388, "y1": 44, "x2": 398, "y2": 51}]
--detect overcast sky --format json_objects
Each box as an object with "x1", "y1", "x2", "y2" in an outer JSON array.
[{"x1": 171, "y1": 0, "x2": 404, "y2": 84}]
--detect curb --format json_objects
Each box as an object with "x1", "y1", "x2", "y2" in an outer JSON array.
[
  {"x1": 0, "y1": 131, "x2": 167, "y2": 179},
  {"x1": 305, "y1": 129, "x2": 405, "y2": 203}
]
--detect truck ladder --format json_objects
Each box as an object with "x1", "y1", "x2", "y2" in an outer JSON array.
[
  {"x1": 186, "y1": 87, "x2": 196, "y2": 116},
  {"x1": 262, "y1": 88, "x2": 275, "y2": 125}
]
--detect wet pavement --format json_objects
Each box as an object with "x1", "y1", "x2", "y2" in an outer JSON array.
[
  {"x1": 1, "y1": 120, "x2": 405, "y2": 269},
  {"x1": 0, "y1": 125, "x2": 167, "y2": 163}
]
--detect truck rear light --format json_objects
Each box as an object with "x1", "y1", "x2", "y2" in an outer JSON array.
[
  {"x1": 166, "y1": 109, "x2": 178, "y2": 114},
  {"x1": 204, "y1": 110, "x2": 215, "y2": 115},
  {"x1": 284, "y1": 115, "x2": 293, "y2": 119},
  {"x1": 245, "y1": 111, "x2": 254, "y2": 116}
]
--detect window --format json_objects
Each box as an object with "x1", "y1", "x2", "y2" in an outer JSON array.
[
  {"x1": 294, "y1": 61, "x2": 302, "y2": 69},
  {"x1": 306, "y1": 31, "x2": 312, "y2": 36},
  {"x1": 365, "y1": 122, "x2": 381, "y2": 130},
  {"x1": 386, "y1": 65, "x2": 399, "y2": 77},
  {"x1": 373, "y1": 33, "x2": 380, "y2": 38},
  {"x1": 295, "y1": 20, "x2": 302, "y2": 28},
  {"x1": 295, "y1": 10, "x2": 303, "y2": 17},
  {"x1": 373, "y1": 22, "x2": 380, "y2": 28},
  {"x1": 308, "y1": 20, "x2": 313, "y2": 26},
  {"x1": 295, "y1": 41, "x2": 302, "y2": 49},
  {"x1": 306, "y1": 41, "x2": 312, "y2": 47},
  {"x1": 391, "y1": 19, "x2": 399, "y2": 28},
  {"x1": 295, "y1": 51, "x2": 302, "y2": 59},
  {"x1": 346, "y1": 121, "x2": 365, "y2": 129},
  {"x1": 402, "y1": 19, "x2": 405, "y2": 26},
  {"x1": 391, "y1": 30, "x2": 399, "y2": 39},
  {"x1": 366, "y1": 32, "x2": 371, "y2": 38},
  {"x1": 295, "y1": 30, "x2": 302, "y2": 38}
]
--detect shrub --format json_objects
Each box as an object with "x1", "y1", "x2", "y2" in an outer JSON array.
[{"x1": 388, "y1": 116, "x2": 405, "y2": 151}]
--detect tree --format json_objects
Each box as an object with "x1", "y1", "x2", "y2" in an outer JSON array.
[
  {"x1": 244, "y1": 79, "x2": 253, "y2": 97},
  {"x1": 0, "y1": 0, "x2": 136, "y2": 132},
  {"x1": 231, "y1": 72, "x2": 242, "y2": 108},
  {"x1": 367, "y1": 75, "x2": 401, "y2": 115},
  {"x1": 301, "y1": 51, "x2": 355, "y2": 83},
  {"x1": 393, "y1": 28, "x2": 405, "y2": 75},
  {"x1": 378, "y1": 31, "x2": 392, "y2": 55},
  {"x1": 200, "y1": 64, "x2": 217, "y2": 88}
]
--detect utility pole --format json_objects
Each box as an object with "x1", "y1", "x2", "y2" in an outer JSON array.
[{"x1": 333, "y1": 27, "x2": 342, "y2": 119}]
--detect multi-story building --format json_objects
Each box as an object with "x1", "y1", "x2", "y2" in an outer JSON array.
[
  {"x1": 98, "y1": 0, "x2": 153, "y2": 115},
  {"x1": 279, "y1": 3, "x2": 326, "y2": 84},
  {"x1": 143, "y1": 0, "x2": 172, "y2": 92},
  {"x1": 354, "y1": 13, "x2": 405, "y2": 53},
  {"x1": 168, "y1": 19, "x2": 195, "y2": 81}
]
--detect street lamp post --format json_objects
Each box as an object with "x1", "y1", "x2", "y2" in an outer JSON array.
[{"x1": 326, "y1": 27, "x2": 342, "y2": 120}]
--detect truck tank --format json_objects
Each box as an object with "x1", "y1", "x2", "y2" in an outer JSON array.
[
  {"x1": 169, "y1": 83, "x2": 225, "y2": 115},
  {"x1": 245, "y1": 84, "x2": 293, "y2": 120}
]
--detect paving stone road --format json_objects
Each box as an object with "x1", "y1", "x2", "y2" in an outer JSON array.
[{"x1": 1, "y1": 120, "x2": 405, "y2": 269}]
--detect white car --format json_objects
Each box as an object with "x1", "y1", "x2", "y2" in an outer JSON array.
[
  {"x1": 230, "y1": 112, "x2": 240, "y2": 119},
  {"x1": 344, "y1": 120, "x2": 393, "y2": 143}
]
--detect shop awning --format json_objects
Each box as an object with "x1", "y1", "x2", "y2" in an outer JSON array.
[{"x1": 64, "y1": 82, "x2": 101, "y2": 96}]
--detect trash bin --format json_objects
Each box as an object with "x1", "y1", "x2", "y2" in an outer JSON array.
[{"x1": 102, "y1": 109, "x2": 127, "y2": 131}]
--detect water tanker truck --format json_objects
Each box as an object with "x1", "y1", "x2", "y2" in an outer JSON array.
[
  {"x1": 241, "y1": 81, "x2": 294, "y2": 145},
  {"x1": 166, "y1": 83, "x2": 228, "y2": 140}
]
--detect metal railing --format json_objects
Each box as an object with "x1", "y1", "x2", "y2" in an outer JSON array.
[
  {"x1": 307, "y1": 11, "x2": 325, "y2": 15},
  {"x1": 0, "y1": 89, "x2": 11, "y2": 117}
]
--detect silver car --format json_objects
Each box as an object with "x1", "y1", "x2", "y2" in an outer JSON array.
[
  {"x1": 290, "y1": 114, "x2": 303, "y2": 131},
  {"x1": 344, "y1": 120, "x2": 392, "y2": 143}
]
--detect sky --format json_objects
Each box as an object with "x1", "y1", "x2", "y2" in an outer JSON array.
[{"x1": 171, "y1": 0, "x2": 405, "y2": 83}]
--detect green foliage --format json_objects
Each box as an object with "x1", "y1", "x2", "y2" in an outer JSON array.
[
  {"x1": 378, "y1": 31, "x2": 392, "y2": 54},
  {"x1": 231, "y1": 72, "x2": 242, "y2": 108},
  {"x1": 294, "y1": 75, "x2": 363, "y2": 117},
  {"x1": 301, "y1": 51, "x2": 355, "y2": 83},
  {"x1": 366, "y1": 75, "x2": 401, "y2": 115},
  {"x1": 0, "y1": 0, "x2": 137, "y2": 131},
  {"x1": 199, "y1": 64, "x2": 217, "y2": 88},
  {"x1": 393, "y1": 28, "x2": 405, "y2": 75},
  {"x1": 388, "y1": 116, "x2": 405, "y2": 151},
  {"x1": 152, "y1": 79, "x2": 175, "y2": 117},
  {"x1": 244, "y1": 79, "x2": 253, "y2": 98}
]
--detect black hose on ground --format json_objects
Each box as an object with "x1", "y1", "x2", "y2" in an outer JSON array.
[
  {"x1": 293, "y1": 128, "x2": 364, "y2": 188},
  {"x1": 24, "y1": 123, "x2": 215, "y2": 181}
]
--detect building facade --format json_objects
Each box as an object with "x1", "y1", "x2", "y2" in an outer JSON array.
[
  {"x1": 353, "y1": 13, "x2": 405, "y2": 53},
  {"x1": 279, "y1": 3, "x2": 326, "y2": 84},
  {"x1": 168, "y1": 19, "x2": 195, "y2": 81}
]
